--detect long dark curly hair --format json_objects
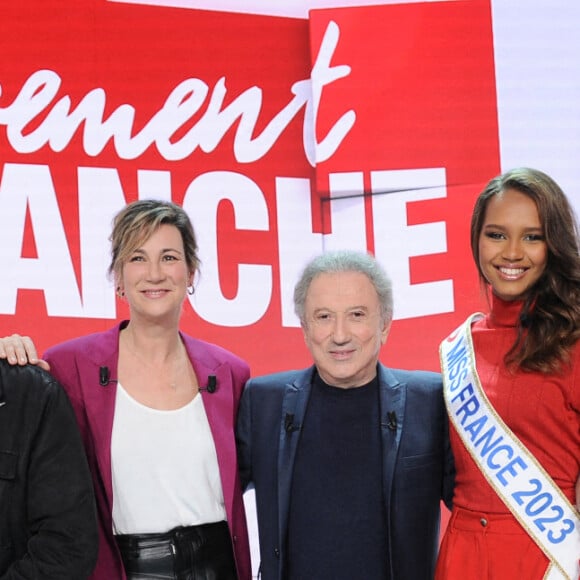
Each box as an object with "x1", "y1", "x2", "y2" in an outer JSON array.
[{"x1": 471, "y1": 167, "x2": 580, "y2": 373}]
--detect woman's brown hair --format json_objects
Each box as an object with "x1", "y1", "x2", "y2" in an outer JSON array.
[
  {"x1": 471, "y1": 167, "x2": 580, "y2": 372},
  {"x1": 108, "y1": 199, "x2": 199, "y2": 283}
]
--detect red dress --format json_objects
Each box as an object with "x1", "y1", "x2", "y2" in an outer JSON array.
[{"x1": 436, "y1": 296, "x2": 580, "y2": 579}]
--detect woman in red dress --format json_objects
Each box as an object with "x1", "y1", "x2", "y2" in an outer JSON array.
[{"x1": 437, "y1": 167, "x2": 580, "y2": 579}]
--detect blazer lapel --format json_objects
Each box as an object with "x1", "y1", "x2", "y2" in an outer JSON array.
[
  {"x1": 76, "y1": 325, "x2": 123, "y2": 514},
  {"x1": 377, "y1": 364, "x2": 406, "y2": 519},
  {"x1": 184, "y1": 341, "x2": 238, "y2": 526},
  {"x1": 277, "y1": 368, "x2": 313, "y2": 545}
]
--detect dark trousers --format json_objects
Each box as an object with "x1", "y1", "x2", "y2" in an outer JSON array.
[{"x1": 115, "y1": 521, "x2": 237, "y2": 580}]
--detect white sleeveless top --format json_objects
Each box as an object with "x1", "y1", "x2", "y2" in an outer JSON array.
[{"x1": 111, "y1": 383, "x2": 226, "y2": 534}]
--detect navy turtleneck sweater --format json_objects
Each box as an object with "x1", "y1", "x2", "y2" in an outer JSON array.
[{"x1": 286, "y1": 372, "x2": 388, "y2": 580}]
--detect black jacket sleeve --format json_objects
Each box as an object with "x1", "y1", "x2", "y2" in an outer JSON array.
[{"x1": 0, "y1": 364, "x2": 98, "y2": 579}]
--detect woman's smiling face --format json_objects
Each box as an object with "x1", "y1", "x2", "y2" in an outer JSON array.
[{"x1": 478, "y1": 188, "x2": 547, "y2": 301}]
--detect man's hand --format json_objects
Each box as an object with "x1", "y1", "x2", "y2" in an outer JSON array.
[{"x1": 0, "y1": 334, "x2": 51, "y2": 371}]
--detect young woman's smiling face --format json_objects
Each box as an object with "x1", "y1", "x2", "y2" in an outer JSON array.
[{"x1": 478, "y1": 188, "x2": 547, "y2": 301}]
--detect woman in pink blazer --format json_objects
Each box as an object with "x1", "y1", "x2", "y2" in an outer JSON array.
[{"x1": 0, "y1": 200, "x2": 251, "y2": 580}]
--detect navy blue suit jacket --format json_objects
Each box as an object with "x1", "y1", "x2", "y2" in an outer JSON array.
[{"x1": 236, "y1": 364, "x2": 454, "y2": 580}]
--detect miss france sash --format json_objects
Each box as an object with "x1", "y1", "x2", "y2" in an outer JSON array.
[{"x1": 440, "y1": 314, "x2": 580, "y2": 580}]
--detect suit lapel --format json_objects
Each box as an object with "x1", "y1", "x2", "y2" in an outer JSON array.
[
  {"x1": 377, "y1": 365, "x2": 406, "y2": 524},
  {"x1": 277, "y1": 368, "x2": 313, "y2": 545},
  {"x1": 78, "y1": 326, "x2": 122, "y2": 513},
  {"x1": 183, "y1": 338, "x2": 238, "y2": 526}
]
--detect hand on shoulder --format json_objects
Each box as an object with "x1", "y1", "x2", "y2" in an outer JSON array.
[{"x1": 0, "y1": 334, "x2": 51, "y2": 372}]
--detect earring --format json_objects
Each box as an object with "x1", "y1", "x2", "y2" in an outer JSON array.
[
  {"x1": 116, "y1": 287, "x2": 125, "y2": 298},
  {"x1": 187, "y1": 285, "x2": 194, "y2": 296}
]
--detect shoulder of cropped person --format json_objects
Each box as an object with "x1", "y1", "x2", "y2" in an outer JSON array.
[{"x1": 0, "y1": 359, "x2": 98, "y2": 579}]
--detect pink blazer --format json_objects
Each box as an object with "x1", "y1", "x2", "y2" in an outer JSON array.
[{"x1": 44, "y1": 322, "x2": 252, "y2": 580}]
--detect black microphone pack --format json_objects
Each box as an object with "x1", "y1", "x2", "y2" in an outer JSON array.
[
  {"x1": 284, "y1": 413, "x2": 299, "y2": 433},
  {"x1": 200, "y1": 375, "x2": 217, "y2": 394},
  {"x1": 99, "y1": 366, "x2": 116, "y2": 387}
]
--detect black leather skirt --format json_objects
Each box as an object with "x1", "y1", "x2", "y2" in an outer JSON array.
[{"x1": 115, "y1": 521, "x2": 237, "y2": 580}]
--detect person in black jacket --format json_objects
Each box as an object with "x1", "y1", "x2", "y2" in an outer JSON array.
[{"x1": 0, "y1": 359, "x2": 98, "y2": 579}]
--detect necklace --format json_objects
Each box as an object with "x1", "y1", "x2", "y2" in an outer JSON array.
[{"x1": 121, "y1": 331, "x2": 196, "y2": 393}]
